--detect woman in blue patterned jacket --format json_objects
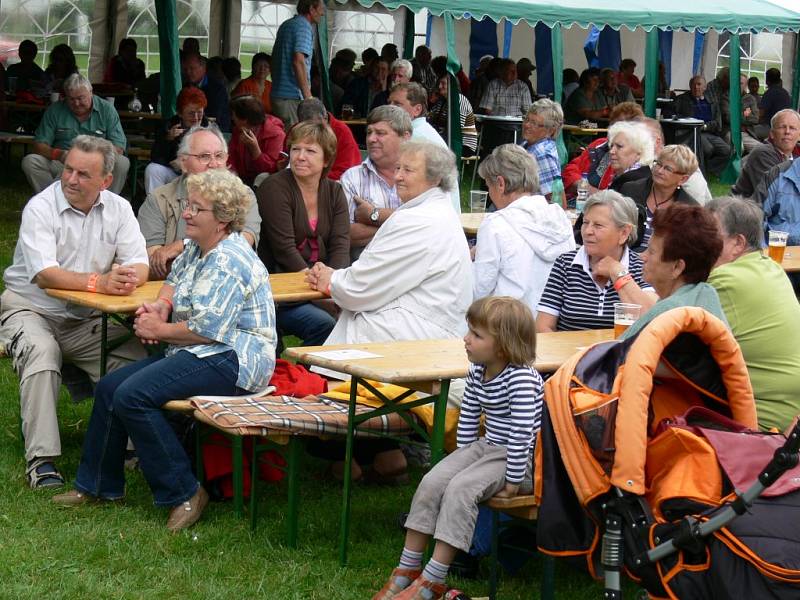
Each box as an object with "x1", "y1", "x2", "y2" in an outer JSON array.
[{"x1": 53, "y1": 169, "x2": 277, "y2": 532}]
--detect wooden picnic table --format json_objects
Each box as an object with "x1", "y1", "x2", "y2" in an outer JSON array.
[
  {"x1": 778, "y1": 246, "x2": 800, "y2": 272},
  {"x1": 461, "y1": 212, "x2": 486, "y2": 235},
  {"x1": 562, "y1": 123, "x2": 608, "y2": 136},
  {"x1": 43, "y1": 271, "x2": 322, "y2": 374}
]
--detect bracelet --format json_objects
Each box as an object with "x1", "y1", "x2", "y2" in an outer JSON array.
[
  {"x1": 86, "y1": 273, "x2": 99, "y2": 293},
  {"x1": 158, "y1": 296, "x2": 173, "y2": 311},
  {"x1": 613, "y1": 273, "x2": 634, "y2": 292},
  {"x1": 50, "y1": 148, "x2": 63, "y2": 161}
]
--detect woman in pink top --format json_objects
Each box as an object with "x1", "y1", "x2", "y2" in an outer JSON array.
[{"x1": 228, "y1": 95, "x2": 285, "y2": 186}]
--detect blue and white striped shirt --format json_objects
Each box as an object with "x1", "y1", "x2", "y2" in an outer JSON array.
[
  {"x1": 166, "y1": 233, "x2": 277, "y2": 393},
  {"x1": 457, "y1": 363, "x2": 544, "y2": 484}
]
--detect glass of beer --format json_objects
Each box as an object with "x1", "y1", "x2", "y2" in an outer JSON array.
[
  {"x1": 341, "y1": 104, "x2": 354, "y2": 120},
  {"x1": 470, "y1": 191, "x2": 488, "y2": 213},
  {"x1": 768, "y1": 230, "x2": 789, "y2": 263},
  {"x1": 614, "y1": 303, "x2": 641, "y2": 338}
]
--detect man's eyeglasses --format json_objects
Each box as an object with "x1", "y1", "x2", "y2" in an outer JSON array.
[
  {"x1": 180, "y1": 199, "x2": 215, "y2": 217},
  {"x1": 185, "y1": 151, "x2": 227, "y2": 165},
  {"x1": 652, "y1": 160, "x2": 686, "y2": 176}
]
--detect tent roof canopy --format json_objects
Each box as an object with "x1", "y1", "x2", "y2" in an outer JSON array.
[{"x1": 341, "y1": 0, "x2": 800, "y2": 33}]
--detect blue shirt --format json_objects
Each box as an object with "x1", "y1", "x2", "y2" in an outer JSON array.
[
  {"x1": 166, "y1": 233, "x2": 277, "y2": 392},
  {"x1": 270, "y1": 15, "x2": 314, "y2": 100},
  {"x1": 522, "y1": 137, "x2": 561, "y2": 194},
  {"x1": 763, "y1": 159, "x2": 800, "y2": 245}
]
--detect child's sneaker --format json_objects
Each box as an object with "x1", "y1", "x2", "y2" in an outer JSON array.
[
  {"x1": 371, "y1": 568, "x2": 421, "y2": 600},
  {"x1": 392, "y1": 575, "x2": 448, "y2": 600}
]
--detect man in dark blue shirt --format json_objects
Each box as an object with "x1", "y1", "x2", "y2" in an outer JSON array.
[
  {"x1": 183, "y1": 53, "x2": 230, "y2": 132},
  {"x1": 674, "y1": 75, "x2": 731, "y2": 176}
]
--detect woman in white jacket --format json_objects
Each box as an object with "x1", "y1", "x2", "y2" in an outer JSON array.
[{"x1": 472, "y1": 144, "x2": 575, "y2": 315}]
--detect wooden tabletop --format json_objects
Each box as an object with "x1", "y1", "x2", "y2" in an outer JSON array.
[
  {"x1": 779, "y1": 246, "x2": 800, "y2": 272},
  {"x1": 563, "y1": 124, "x2": 608, "y2": 135},
  {"x1": 45, "y1": 280, "x2": 163, "y2": 313},
  {"x1": 45, "y1": 271, "x2": 323, "y2": 312},
  {"x1": 118, "y1": 110, "x2": 162, "y2": 120},
  {"x1": 461, "y1": 212, "x2": 487, "y2": 235},
  {"x1": 341, "y1": 118, "x2": 367, "y2": 126},
  {"x1": 270, "y1": 271, "x2": 325, "y2": 302},
  {"x1": 286, "y1": 329, "x2": 614, "y2": 382}
]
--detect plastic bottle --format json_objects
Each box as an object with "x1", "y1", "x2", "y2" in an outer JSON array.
[
  {"x1": 576, "y1": 173, "x2": 590, "y2": 213},
  {"x1": 550, "y1": 177, "x2": 565, "y2": 209},
  {"x1": 128, "y1": 88, "x2": 142, "y2": 112}
]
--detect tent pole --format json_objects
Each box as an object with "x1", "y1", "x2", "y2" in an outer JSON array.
[
  {"x1": 792, "y1": 33, "x2": 800, "y2": 110},
  {"x1": 551, "y1": 24, "x2": 567, "y2": 165},
  {"x1": 403, "y1": 8, "x2": 415, "y2": 60},
  {"x1": 720, "y1": 33, "x2": 741, "y2": 184},
  {"x1": 643, "y1": 28, "x2": 658, "y2": 117},
  {"x1": 155, "y1": 0, "x2": 181, "y2": 120},
  {"x1": 318, "y1": 8, "x2": 333, "y2": 112},
  {"x1": 444, "y1": 13, "x2": 463, "y2": 158}
]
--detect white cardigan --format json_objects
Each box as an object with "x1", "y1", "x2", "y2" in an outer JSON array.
[{"x1": 327, "y1": 186, "x2": 472, "y2": 345}]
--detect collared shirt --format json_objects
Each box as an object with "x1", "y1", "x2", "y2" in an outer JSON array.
[
  {"x1": 763, "y1": 159, "x2": 800, "y2": 245},
  {"x1": 537, "y1": 246, "x2": 653, "y2": 331},
  {"x1": 3, "y1": 182, "x2": 148, "y2": 319},
  {"x1": 166, "y1": 233, "x2": 277, "y2": 393},
  {"x1": 34, "y1": 95, "x2": 127, "y2": 151},
  {"x1": 522, "y1": 137, "x2": 561, "y2": 194},
  {"x1": 428, "y1": 93, "x2": 478, "y2": 152},
  {"x1": 270, "y1": 14, "x2": 314, "y2": 100},
  {"x1": 479, "y1": 79, "x2": 532, "y2": 117},
  {"x1": 339, "y1": 158, "x2": 401, "y2": 223}
]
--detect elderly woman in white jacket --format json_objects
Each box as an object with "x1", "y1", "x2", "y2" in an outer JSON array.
[
  {"x1": 307, "y1": 140, "x2": 472, "y2": 344},
  {"x1": 473, "y1": 144, "x2": 575, "y2": 315}
]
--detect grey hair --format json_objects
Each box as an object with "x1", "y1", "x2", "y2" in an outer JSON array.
[
  {"x1": 477, "y1": 144, "x2": 539, "y2": 194},
  {"x1": 770, "y1": 108, "x2": 800, "y2": 129},
  {"x1": 69, "y1": 135, "x2": 116, "y2": 175},
  {"x1": 608, "y1": 121, "x2": 655, "y2": 166},
  {"x1": 706, "y1": 196, "x2": 764, "y2": 251},
  {"x1": 297, "y1": 97, "x2": 327, "y2": 121},
  {"x1": 391, "y1": 58, "x2": 413, "y2": 79},
  {"x1": 526, "y1": 98, "x2": 564, "y2": 136},
  {"x1": 583, "y1": 190, "x2": 639, "y2": 245},
  {"x1": 177, "y1": 123, "x2": 228, "y2": 157},
  {"x1": 63, "y1": 73, "x2": 92, "y2": 94},
  {"x1": 367, "y1": 104, "x2": 413, "y2": 136},
  {"x1": 399, "y1": 140, "x2": 457, "y2": 192}
]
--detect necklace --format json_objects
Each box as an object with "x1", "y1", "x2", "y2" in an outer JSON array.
[{"x1": 650, "y1": 188, "x2": 674, "y2": 209}]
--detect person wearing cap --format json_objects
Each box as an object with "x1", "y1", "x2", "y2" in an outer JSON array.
[{"x1": 516, "y1": 58, "x2": 536, "y2": 100}]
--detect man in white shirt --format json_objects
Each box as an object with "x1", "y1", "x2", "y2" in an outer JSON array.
[
  {"x1": 0, "y1": 135, "x2": 149, "y2": 489},
  {"x1": 389, "y1": 82, "x2": 461, "y2": 213},
  {"x1": 339, "y1": 105, "x2": 412, "y2": 260}
]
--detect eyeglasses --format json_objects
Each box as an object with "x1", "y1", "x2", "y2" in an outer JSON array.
[
  {"x1": 185, "y1": 151, "x2": 227, "y2": 165},
  {"x1": 524, "y1": 118, "x2": 548, "y2": 128},
  {"x1": 653, "y1": 160, "x2": 686, "y2": 176},
  {"x1": 180, "y1": 199, "x2": 215, "y2": 217}
]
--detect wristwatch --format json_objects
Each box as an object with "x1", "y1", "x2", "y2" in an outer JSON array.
[
  {"x1": 613, "y1": 267, "x2": 629, "y2": 284},
  {"x1": 369, "y1": 206, "x2": 380, "y2": 223}
]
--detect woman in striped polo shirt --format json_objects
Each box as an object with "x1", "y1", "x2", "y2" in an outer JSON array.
[{"x1": 536, "y1": 190, "x2": 657, "y2": 332}]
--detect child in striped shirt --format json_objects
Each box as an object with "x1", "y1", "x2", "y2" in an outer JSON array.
[{"x1": 373, "y1": 296, "x2": 544, "y2": 600}]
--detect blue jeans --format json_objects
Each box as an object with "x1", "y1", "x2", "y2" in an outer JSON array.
[
  {"x1": 75, "y1": 350, "x2": 245, "y2": 506},
  {"x1": 276, "y1": 302, "x2": 335, "y2": 347}
]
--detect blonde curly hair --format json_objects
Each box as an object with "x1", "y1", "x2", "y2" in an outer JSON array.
[{"x1": 185, "y1": 169, "x2": 251, "y2": 232}]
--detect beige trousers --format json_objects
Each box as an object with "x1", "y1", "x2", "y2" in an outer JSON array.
[{"x1": 0, "y1": 289, "x2": 146, "y2": 462}]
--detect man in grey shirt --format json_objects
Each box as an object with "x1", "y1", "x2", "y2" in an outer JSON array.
[{"x1": 137, "y1": 125, "x2": 261, "y2": 279}]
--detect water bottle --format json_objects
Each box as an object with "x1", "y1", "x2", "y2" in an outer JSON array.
[
  {"x1": 128, "y1": 88, "x2": 142, "y2": 112},
  {"x1": 576, "y1": 173, "x2": 590, "y2": 213},
  {"x1": 550, "y1": 177, "x2": 565, "y2": 208}
]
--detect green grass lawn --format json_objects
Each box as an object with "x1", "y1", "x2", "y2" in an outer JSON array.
[{"x1": 0, "y1": 150, "x2": 722, "y2": 599}]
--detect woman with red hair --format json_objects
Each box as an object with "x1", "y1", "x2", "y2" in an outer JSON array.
[{"x1": 146, "y1": 86, "x2": 209, "y2": 193}]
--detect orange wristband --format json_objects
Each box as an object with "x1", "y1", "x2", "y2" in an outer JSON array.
[
  {"x1": 613, "y1": 273, "x2": 633, "y2": 292},
  {"x1": 86, "y1": 273, "x2": 99, "y2": 293},
  {"x1": 50, "y1": 148, "x2": 63, "y2": 161}
]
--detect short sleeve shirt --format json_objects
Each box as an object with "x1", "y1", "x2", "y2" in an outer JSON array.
[
  {"x1": 165, "y1": 233, "x2": 277, "y2": 393},
  {"x1": 538, "y1": 246, "x2": 653, "y2": 331},
  {"x1": 479, "y1": 79, "x2": 531, "y2": 117},
  {"x1": 523, "y1": 138, "x2": 561, "y2": 194},
  {"x1": 339, "y1": 158, "x2": 401, "y2": 223},
  {"x1": 3, "y1": 182, "x2": 148, "y2": 318},
  {"x1": 34, "y1": 96, "x2": 127, "y2": 151},
  {"x1": 270, "y1": 15, "x2": 314, "y2": 100}
]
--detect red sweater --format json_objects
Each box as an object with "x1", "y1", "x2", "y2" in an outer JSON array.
[
  {"x1": 228, "y1": 114, "x2": 285, "y2": 185},
  {"x1": 562, "y1": 137, "x2": 616, "y2": 194}
]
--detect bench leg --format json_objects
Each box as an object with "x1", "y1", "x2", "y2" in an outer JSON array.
[
  {"x1": 541, "y1": 554, "x2": 555, "y2": 600},
  {"x1": 285, "y1": 436, "x2": 302, "y2": 548},
  {"x1": 232, "y1": 435, "x2": 244, "y2": 518},
  {"x1": 250, "y1": 439, "x2": 260, "y2": 531},
  {"x1": 338, "y1": 377, "x2": 360, "y2": 566},
  {"x1": 489, "y1": 509, "x2": 500, "y2": 600}
]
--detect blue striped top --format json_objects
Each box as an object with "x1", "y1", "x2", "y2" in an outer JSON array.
[{"x1": 457, "y1": 363, "x2": 544, "y2": 484}]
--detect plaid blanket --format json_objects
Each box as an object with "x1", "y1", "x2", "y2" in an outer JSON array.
[{"x1": 189, "y1": 394, "x2": 416, "y2": 438}]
